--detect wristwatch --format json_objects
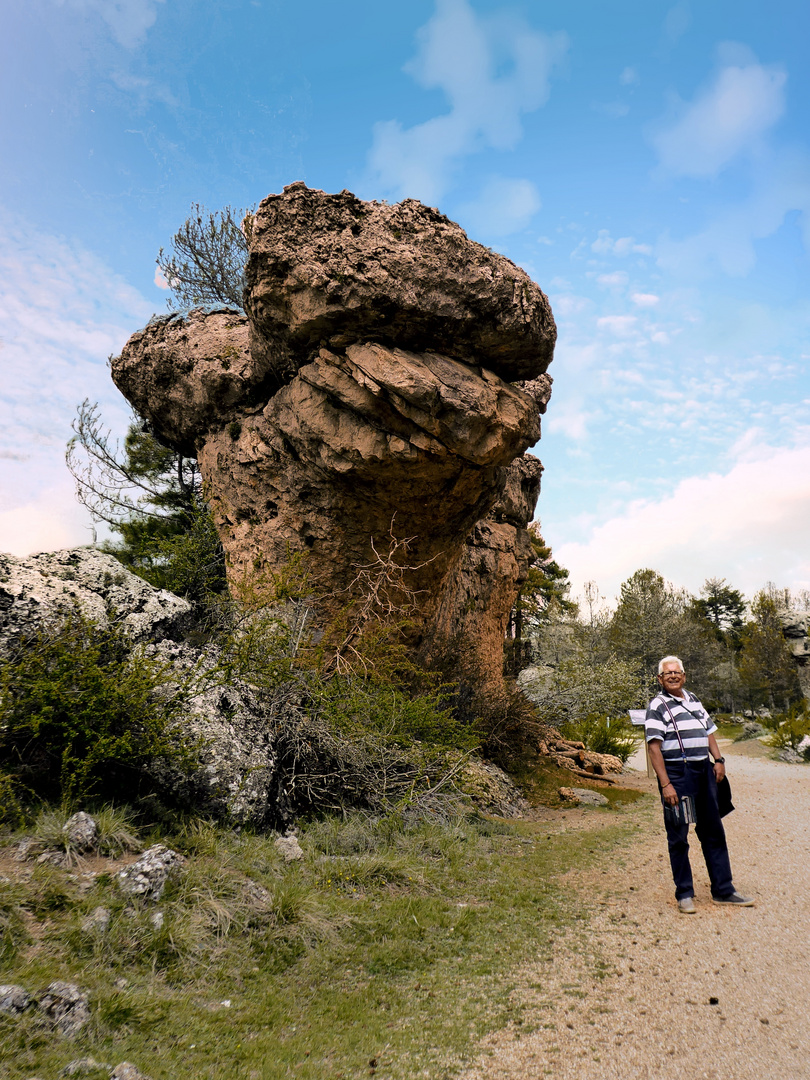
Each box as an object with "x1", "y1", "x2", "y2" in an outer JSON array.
[{"x1": 714, "y1": 756, "x2": 725, "y2": 764}]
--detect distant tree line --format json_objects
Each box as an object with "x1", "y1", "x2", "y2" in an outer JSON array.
[{"x1": 510, "y1": 553, "x2": 804, "y2": 716}]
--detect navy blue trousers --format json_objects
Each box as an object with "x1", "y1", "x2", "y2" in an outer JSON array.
[{"x1": 660, "y1": 757, "x2": 734, "y2": 901}]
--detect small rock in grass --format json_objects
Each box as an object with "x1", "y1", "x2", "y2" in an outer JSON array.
[
  {"x1": 81, "y1": 907, "x2": 111, "y2": 933},
  {"x1": 274, "y1": 833, "x2": 304, "y2": 861},
  {"x1": 0, "y1": 984, "x2": 31, "y2": 1014},
  {"x1": 117, "y1": 845, "x2": 185, "y2": 902},
  {"x1": 571, "y1": 787, "x2": 609, "y2": 807},
  {"x1": 111, "y1": 1063, "x2": 153, "y2": 1080},
  {"x1": 38, "y1": 981, "x2": 91, "y2": 1037},
  {"x1": 63, "y1": 812, "x2": 98, "y2": 852},
  {"x1": 61, "y1": 1057, "x2": 111, "y2": 1076}
]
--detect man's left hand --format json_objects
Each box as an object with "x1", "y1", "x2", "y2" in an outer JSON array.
[{"x1": 713, "y1": 761, "x2": 726, "y2": 781}]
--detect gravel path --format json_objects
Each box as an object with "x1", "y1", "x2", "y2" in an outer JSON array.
[{"x1": 461, "y1": 744, "x2": 810, "y2": 1080}]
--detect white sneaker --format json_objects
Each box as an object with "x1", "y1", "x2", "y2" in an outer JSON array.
[{"x1": 677, "y1": 896, "x2": 697, "y2": 914}]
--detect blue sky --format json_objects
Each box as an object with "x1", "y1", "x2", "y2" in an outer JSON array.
[{"x1": 1, "y1": 0, "x2": 809, "y2": 606}]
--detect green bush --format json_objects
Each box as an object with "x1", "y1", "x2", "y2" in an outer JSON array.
[
  {"x1": 559, "y1": 713, "x2": 642, "y2": 763},
  {"x1": 0, "y1": 612, "x2": 201, "y2": 804},
  {"x1": 766, "y1": 706, "x2": 810, "y2": 753}
]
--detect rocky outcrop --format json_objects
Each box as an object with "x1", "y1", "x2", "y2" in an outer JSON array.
[
  {"x1": 0, "y1": 548, "x2": 191, "y2": 657},
  {"x1": 778, "y1": 610, "x2": 810, "y2": 696},
  {"x1": 144, "y1": 641, "x2": 283, "y2": 828},
  {"x1": 111, "y1": 183, "x2": 556, "y2": 697}
]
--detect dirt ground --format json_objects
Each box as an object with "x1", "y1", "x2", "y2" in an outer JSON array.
[{"x1": 460, "y1": 739, "x2": 810, "y2": 1080}]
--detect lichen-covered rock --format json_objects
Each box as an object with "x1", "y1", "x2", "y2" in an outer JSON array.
[
  {"x1": 0, "y1": 548, "x2": 191, "y2": 658},
  {"x1": 116, "y1": 845, "x2": 185, "y2": 902},
  {"x1": 570, "y1": 787, "x2": 609, "y2": 807},
  {"x1": 143, "y1": 641, "x2": 282, "y2": 828},
  {"x1": 38, "y1": 981, "x2": 90, "y2": 1037},
  {"x1": 455, "y1": 758, "x2": 531, "y2": 818},
  {"x1": 63, "y1": 812, "x2": 98, "y2": 853},
  {"x1": 0, "y1": 984, "x2": 31, "y2": 1015}
]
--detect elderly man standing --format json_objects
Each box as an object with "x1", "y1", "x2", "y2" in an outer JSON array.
[{"x1": 646, "y1": 655, "x2": 754, "y2": 914}]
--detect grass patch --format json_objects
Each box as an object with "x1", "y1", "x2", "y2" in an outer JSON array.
[{"x1": 0, "y1": 805, "x2": 648, "y2": 1079}]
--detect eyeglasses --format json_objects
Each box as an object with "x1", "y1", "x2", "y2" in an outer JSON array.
[{"x1": 661, "y1": 671, "x2": 684, "y2": 678}]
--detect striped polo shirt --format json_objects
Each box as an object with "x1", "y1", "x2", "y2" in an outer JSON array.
[{"x1": 645, "y1": 689, "x2": 716, "y2": 762}]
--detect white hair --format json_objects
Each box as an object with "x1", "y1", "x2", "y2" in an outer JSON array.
[{"x1": 658, "y1": 655, "x2": 684, "y2": 675}]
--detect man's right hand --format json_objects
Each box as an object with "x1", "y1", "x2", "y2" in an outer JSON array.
[{"x1": 661, "y1": 782, "x2": 679, "y2": 807}]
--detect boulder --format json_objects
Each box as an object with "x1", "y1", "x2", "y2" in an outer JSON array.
[
  {"x1": 38, "y1": 981, "x2": 90, "y2": 1037},
  {"x1": 110, "y1": 1065, "x2": 153, "y2": 1080},
  {"x1": 110, "y1": 185, "x2": 555, "y2": 703},
  {"x1": 570, "y1": 787, "x2": 609, "y2": 807},
  {"x1": 0, "y1": 548, "x2": 191, "y2": 658}
]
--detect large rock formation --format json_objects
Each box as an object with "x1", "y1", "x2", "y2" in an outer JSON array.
[
  {"x1": 112, "y1": 184, "x2": 556, "y2": 697},
  {"x1": 778, "y1": 610, "x2": 810, "y2": 697}
]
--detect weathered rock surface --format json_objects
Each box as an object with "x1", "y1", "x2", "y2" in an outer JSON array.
[
  {"x1": 274, "y1": 833, "x2": 304, "y2": 861},
  {"x1": 244, "y1": 182, "x2": 556, "y2": 387},
  {"x1": 111, "y1": 184, "x2": 555, "y2": 699},
  {"x1": 62, "y1": 1056, "x2": 112, "y2": 1076},
  {"x1": 110, "y1": 1065, "x2": 153, "y2": 1080},
  {"x1": 455, "y1": 758, "x2": 531, "y2": 818},
  {"x1": 0, "y1": 984, "x2": 31, "y2": 1015},
  {"x1": 116, "y1": 845, "x2": 185, "y2": 902},
  {"x1": 81, "y1": 907, "x2": 111, "y2": 934},
  {"x1": 63, "y1": 812, "x2": 98, "y2": 853},
  {"x1": 778, "y1": 609, "x2": 810, "y2": 696},
  {"x1": 0, "y1": 548, "x2": 191, "y2": 657},
  {"x1": 38, "y1": 981, "x2": 90, "y2": 1037},
  {"x1": 113, "y1": 308, "x2": 253, "y2": 457},
  {"x1": 144, "y1": 641, "x2": 283, "y2": 828}
]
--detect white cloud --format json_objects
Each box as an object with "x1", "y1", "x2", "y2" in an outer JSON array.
[
  {"x1": 631, "y1": 292, "x2": 660, "y2": 307},
  {"x1": 597, "y1": 315, "x2": 637, "y2": 336},
  {"x1": 458, "y1": 176, "x2": 541, "y2": 238},
  {"x1": 0, "y1": 482, "x2": 98, "y2": 557},
  {"x1": 596, "y1": 271, "x2": 628, "y2": 289},
  {"x1": 664, "y1": 2, "x2": 691, "y2": 44},
  {"x1": 656, "y1": 146, "x2": 810, "y2": 276},
  {"x1": 0, "y1": 208, "x2": 151, "y2": 552},
  {"x1": 366, "y1": 0, "x2": 568, "y2": 202},
  {"x1": 555, "y1": 441, "x2": 810, "y2": 602},
  {"x1": 545, "y1": 400, "x2": 591, "y2": 441},
  {"x1": 619, "y1": 66, "x2": 638, "y2": 86},
  {"x1": 53, "y1": 0, "x2": 165, "y2": 49},
  {"x1": 652, "y1": 56, "x2": 786, "y2": 179},
  {"x1": 591, "y1": 230, "x2": 652, "y2": 256},
  {"x1": 154, "y1": 265, "x2": 170, "y2": 290}
]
